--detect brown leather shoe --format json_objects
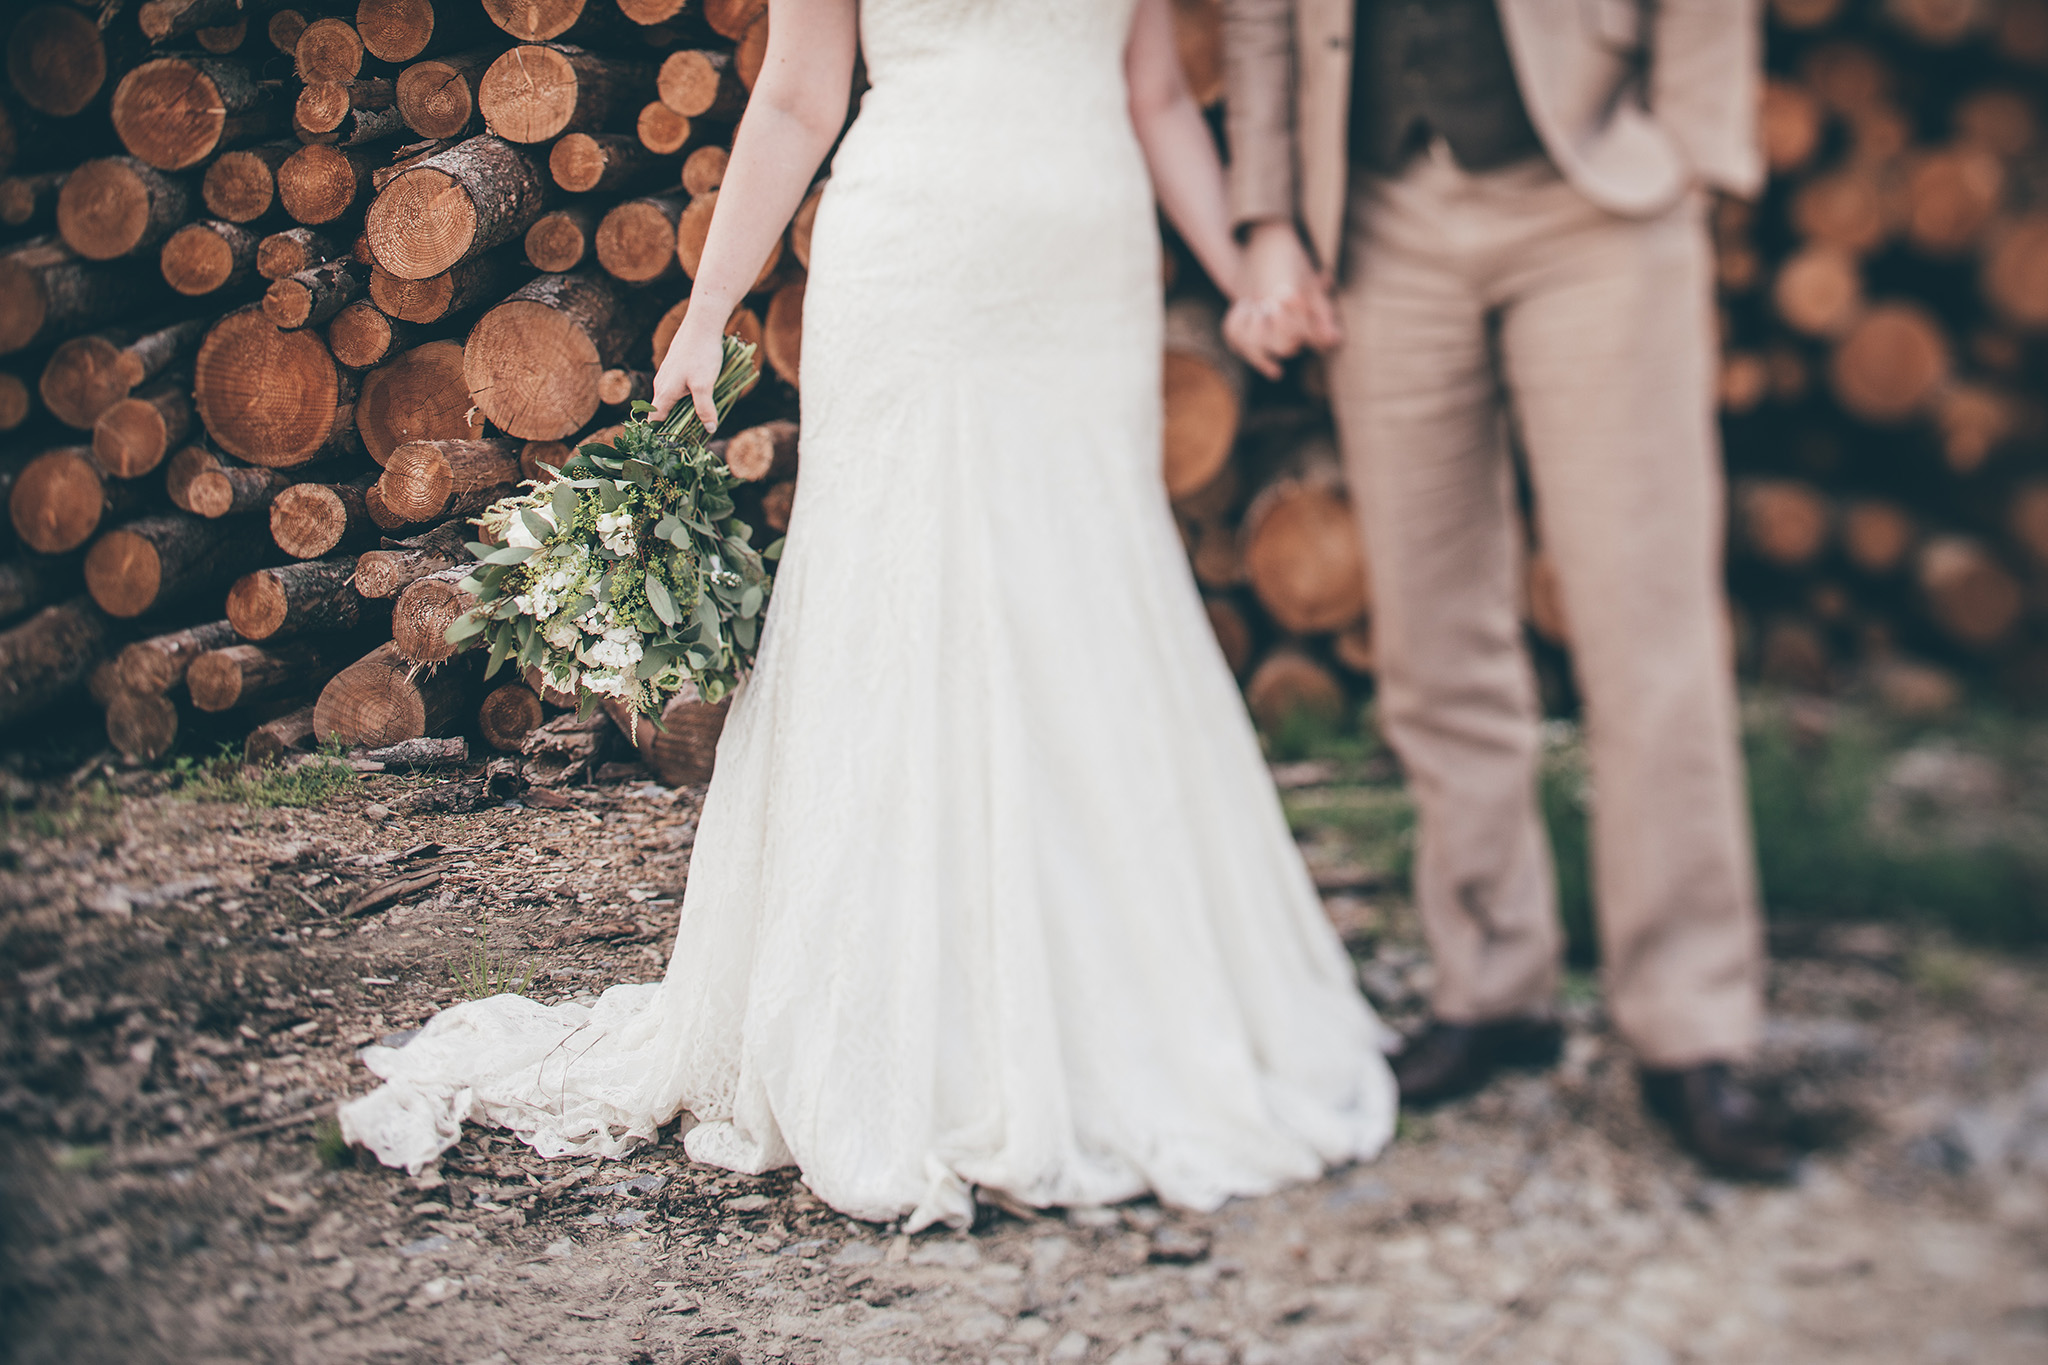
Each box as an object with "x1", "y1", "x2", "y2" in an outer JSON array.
[
  {"x1": 1392, "y1": 1017, "x2": 1564, "y2": 1106},
  {"x1": 1639, "y1": 1062, "x2": 1798, "y2": 1181}
]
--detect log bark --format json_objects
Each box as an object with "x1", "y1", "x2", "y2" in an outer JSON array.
[
  {"x1": 524, "y1": 204, "x2": 601, "y2": 271},
  {"x1": 394, "y1": 46, "x2": 499, "y2": 140},
  {"x1": 1204, "y1": 597, "x2": 1253, "y2": 676},
  {"x1": 635, "y1": 101, "x2": 693, "y2": 155},
  {"x1": 171, "y1": 446, "x2": 295, "y2": 518},
  {"x1": 295, "y1": 17, "x2": 365, "y2": 84},
  {"x1": 1243, "y1": 648, "x2": 1345, "y2": 735},
  {"x1": 759, "y1": 478, "x2": 794, "y2": 532},
  {"x1": 597, "y1": 367, "x2": 651, "y2": 406},
  {"x1": 1903, "y1": 145, "x2": 2004, "y2": 257},
  {"x1": 201, "y1": 141, "x2": 296, "y2": 223},
  {"x1": 139, "y1": 0, "x2": 276, "y2": 43},
  {"x1": 359, "y1": 0, "x2": 491, "y2": 62},
  {"x1": 295, "y1": 77, "x2": 397, "y2": 138},
  {"x1": 479, "y1": 44, "x2": 655, "y2": 145},
  {"x1": 245, "y1": 701, "x2": 317, "y2": 763},
  {"x1": 657, "y1": 49, "x2": 744, "y2": 120},
  {"x1": 680, "y1": 143, "x2": 727, "y2": 196},
  {"x1": 789, "y1": 179, "x2": 823, "y2": 268},
  {"x1": 1162, "y1": 298, "x2": 1245, "y2": 500},
  {"x1": 705, "y1": 0, "x2": 768, "y2": 40},
  {"x1": 271, "y1": 473, "x2": 378, "y2": 559},
  {"x1": 479, "y1": 681, "x2": 543, "y2": 751},
  {"x1": 379, "y1": 438, "x2": 520, "y2": 521},
  {"x1": 326, "y1": 300, "x2": 422, "y2": 368},
  {"x1": 113, "y1": 55, "x2": 282, "y2": 171},
  {"x1": 1984, "y1": 214, "x2": 2048, "y2": 328},
  {"x1": 479, "y1": 0, "x2": 613, "y2": 43},
  {"x1": 9, "y1": 446, "x2": 142, "y2": 554},
  {"x1": 0, "y1": 599, "x2": 112, "y2": 729},
  {"x1": 550, "y1": 131, "x2": 658, "y2": 193},
  {"x1": 595, "y1": 193, "x2": 684, "y2": 282},
  {"x1": 365, "y1": 135, "x2": 551, "y2": 280},
  {"x1": 735, "y1": 10, "x2": 768, "y2": 88},
  {"x1": 189, "y1": 639, "x2": 353, "y2": 712},
  {"x1": 0, "y1": 171, "x2": 66, "y2": 231},
  {"x1": 160, "y1": 218, "x2": 262, "y2": 295},
  {"x1": 313, "y1": 639, "x2": 471, "y2": 746},
  {"x1": 0, "y1": 239, "x2": 163, "y2": 357},
  {"x1": 1733, "y1": 478, "x2": 1831, "y2": 569},
  {"x1": 0, "y1": 553, "x2": 75, "y2": 628},
  {"x1": 293, "y1": 94, "x2": 408, "y2": 149},
  {"x1": 226, "y1": 555, "x2": 373, "y2": 639},
  {"x1": 106, "y1": 690, "x2": 181, "y2": 761},
  {"x1": 38, "y1": 317, "x2": 206, "y2": 430},
  {"x1": 86, "y1": 511, "x2": 270, "y2": 619},
  {"x1": 604, "y1": 688, "x2": 729, "y2": 786},
  {"x1": 762, "y1": 277, "x2": 802, "y2": 386},
  {"x1": 391, "y1": 563, "x2": 475, "y2": 662},
  {"x1": 115, "y1": 618, "x2": 239, "y2": 694},
  {"x1": 0, "y1": 373, "x2": 31, "y2": 432},
  {"x1": 1772, "y1": 245, "x2": 1862, "y2": 338},
  {"x1": 353, "y1": 518, "x2": 472, "y2": 598},
  {"x1": 463, "y1": 269, "x2": 655, "y2": 438},
  {"x1": 521, "y1": 439, "x2": 572, "y2": 480},
  {"x1": 1841, "y1": 499, "x2": 1916, "y2": 575},
  {"x1": 256, "y1": 226, "x2": 344, "y2": 281},
  {"x1": 1790, "y1": 166, "x2": 1893, "y2": 256},
  {"x1": 194, "y1": 305, "x2": 359, "y2": 466},
  {"x1": 7, "y1": 6, "x2": 108, "y2": 119},
  {"x1": 1828, "y1": 303, "x2": 1951, "y2": 423},
  {"x1": 1760, "y1": 78, "x2": 1823, "y2": 174},
  {"x1": 724, "y1": 419, "x2": 796, "y2": 482},
  {"x1": 1240, "y1": 438, "x2": 1368, "y2": 635},
  {"x1": 264, "y1": 257, "x2": 370, "y2": 329},
  {"x1": 367, "y1": 245, "x2": 526, "y2": 322},
  {"x1": 356, "y1": 337, "x2": 486, "y2": 463},
  {"x1": 1917, "y1": 536, "x2": 2023, "y2": 648},
  {"x1": 93, "y1": 376, "x2": 194, "y2": 478},
  {"x1": 277, "y1": 143, "x2": 379, "y2": 226},
  {"x1": 2011, "y1": 481, "x2": 2048, "y2": 571},
  {"x1": 1330, "y1": 617, "x2": 1374, "y2": 676}
]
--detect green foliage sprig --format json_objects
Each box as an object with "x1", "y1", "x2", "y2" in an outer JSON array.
[{"x1": 447, "y1": 337, "x2": 777, "y2": 725}]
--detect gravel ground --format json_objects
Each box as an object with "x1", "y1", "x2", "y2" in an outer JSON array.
[{"x1": 3, "y1": 755, "x2": 2046, "y2": 1365}]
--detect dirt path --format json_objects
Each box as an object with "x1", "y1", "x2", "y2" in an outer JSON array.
[{"x1": 3, "y1": 761, "x2": 2046, "y2": 1364}]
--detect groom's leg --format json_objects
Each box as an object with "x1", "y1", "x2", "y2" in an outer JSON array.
[
  {"x1": 1496, "y1": 187, "x2": 1765, "y2": 1069},
  {"x1": 1325, "y1": 169, "x2": 1562, "y2": 1028}
]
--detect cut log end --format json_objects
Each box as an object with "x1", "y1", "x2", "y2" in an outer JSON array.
[
  {"x1": 480, "y1": 682, "x2": 544, "y2": 751},
  {"x1": 112, "y1": 59, "x2": 235, "y2": 172},
  {"x1": 366, "y1": 167, "x2": 479, "y2": 280}
]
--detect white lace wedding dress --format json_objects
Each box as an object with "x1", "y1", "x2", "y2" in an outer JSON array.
[{"x1": 340, "y1": 0, "x2": 1397, "y2": 1230}]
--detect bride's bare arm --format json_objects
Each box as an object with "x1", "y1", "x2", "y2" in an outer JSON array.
[
  {"x1": 651, "y1": 0, "x2": 857, "y2": 426},
  {"x1": 1126, "y1": 0, "x2": 1242, "y2": 303}
]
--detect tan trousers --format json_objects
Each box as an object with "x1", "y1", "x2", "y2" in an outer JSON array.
[{"x1": 1324, "y1": 146, "x2": 1764, "y2": 1067}]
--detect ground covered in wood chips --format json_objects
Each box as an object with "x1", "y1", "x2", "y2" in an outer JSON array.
[{"x1": 3, "y1": 744, "x2": 2047, "y2": 1365}]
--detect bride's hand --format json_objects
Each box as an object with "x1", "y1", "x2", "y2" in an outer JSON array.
[{"x1": 650, "y1": 317, "x2": 726, "y2": 430}]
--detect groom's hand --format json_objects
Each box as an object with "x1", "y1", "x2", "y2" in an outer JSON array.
[{"x1": 1242, "y1": 220, "x2": 1342, "y2": 353}]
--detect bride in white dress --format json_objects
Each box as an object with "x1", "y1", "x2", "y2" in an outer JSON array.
[{"x1": 341, "y1": 0, "x2": 1397, "y2": 1231}]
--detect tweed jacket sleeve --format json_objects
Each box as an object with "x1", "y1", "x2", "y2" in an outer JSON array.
[
  {"x1": 1221, "y1": 0, "x2": 1300, "y2": 229},
  {"x1": 1651, "y1": 0, "x2": 1765, "y2": 198}
]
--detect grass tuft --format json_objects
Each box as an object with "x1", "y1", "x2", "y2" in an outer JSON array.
[
  {"x1": 168, "y1": 742, "x2": 359, "y2": 809},
  {"x1": 448, "y1": 913, "x2": 537, "y2": 1001}
]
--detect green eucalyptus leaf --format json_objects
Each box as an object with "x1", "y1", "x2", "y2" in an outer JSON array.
[{"x1": 645, "y1": 573, "x2": 678, "y2": 626}]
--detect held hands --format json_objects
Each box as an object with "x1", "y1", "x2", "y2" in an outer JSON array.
[
  {"x1": 1222, "y1": 220, "x2": 1342, "y2": 379},
  {"x1": 650, "y1": 314, "x2": 728, "y2": 432}
]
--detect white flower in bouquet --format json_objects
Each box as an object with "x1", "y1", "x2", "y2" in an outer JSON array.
[{"x1": 444, "y1": 337, "x2": 778, "y2": 728}]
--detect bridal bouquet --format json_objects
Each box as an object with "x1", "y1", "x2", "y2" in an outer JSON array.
[{"x1": 446, "y1": 336, "x2": 776, "y2": 727}]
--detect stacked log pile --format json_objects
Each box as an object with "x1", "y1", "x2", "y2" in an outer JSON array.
[{"x1": 4, "y1": 0, "x2": 2045, "y2": 781}]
